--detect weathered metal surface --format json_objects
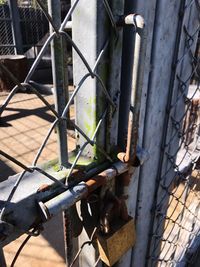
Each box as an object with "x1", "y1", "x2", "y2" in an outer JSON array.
[
  {"x1": 0, "y1": 161, "x2": 128, "y2": 247},
  {"x1": 38, "y1": 163, "x2": 128, "y2": 222},
  {"x1": 48, "y1": 1, "x2": 71, "y2": 264},
  {"x1": 0, "y1": 169, "x2": 65, "y2": 246},
  {"x1": 130, "y1": 1, "x2": 200, "y2": 266},
  {"x1": 131, "y1": 1, "x2": 182, "y2": 265},
  {"x1": 72, "y1": 0, "x2": 107, "y2": 161},
  {"x1": 117, "y1": 14, "x2": 146, "y2": 166},
  {"x1": 117, "y1": 2, "x2": 158, "y2": 267},
  {"x1": 117, "y1": 146, "x2": 149, "y2": 167},
  {"x1": 71, "y1": 1, "x2": 125, "y2": 266},
  {"x1": 116, "y1": 22, "x2": 147, "y2": 254},
  {"x1": 48, "y1": 0, "x2": 69, "y2": 168},
  {"x1": 116, "y1": 3, "x2": 158, "y2": 265},
  {"x1": 146, "y1": 1, "x2": 200, "y2": 264},
  {"x1": 106, "y1": 1, "x2": 124, "y2": 155},
  {"x1": 97, "y1": 217, "x2": 135, "y2": 266},
  {"x1": 39, "y1": 182, "x2": 88, "y2": 221}
]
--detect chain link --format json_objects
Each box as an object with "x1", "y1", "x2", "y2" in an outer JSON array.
[
  {"x1": 0, "y1": 0, "x2": 118, "y2": 266},
  {"x1": 147, "y1": 0, "x2": 200, "y2": 265}
]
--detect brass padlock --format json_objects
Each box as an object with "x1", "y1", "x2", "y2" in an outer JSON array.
[
  {"x1": 97, "y1": 192, "x2": 136, "y2": 266},
  {"x1": 97, "y1": 216, "x2": 136, "y2": 266}
]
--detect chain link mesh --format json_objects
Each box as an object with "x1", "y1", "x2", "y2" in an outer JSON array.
[
  {"x1": 17, "y1": 0, "x2": 49, "y2": 56},
  {"x1": 147, "y1": 0, "x2": 200, "y2": 266},
  {"x1": 0, "y1": 0, "x2": 49, "y2": 56},
  {"x1": 0, "y1": 4, "x2": 118, "y2": 266},
  {"x1": 0, "y1": 1, "x2": 15, "y2": 55},
  {"x1": 1, "y1": 0, "x2": 200, "y2": 266}
]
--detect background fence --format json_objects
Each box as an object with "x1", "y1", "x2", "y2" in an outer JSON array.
[
  {"x1": 0, "y1": 1, "x2": 14, "y2": 55},
  {"x1": 0, "y1": 0, "x2": 49, "y2": 56}
]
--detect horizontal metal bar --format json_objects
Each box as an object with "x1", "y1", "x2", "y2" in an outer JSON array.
[
  {"x1": 0, "y1": 161, "x2": 128, "y2": 246},
  {"x1": 39, "y1": 182, "x2": 88, "y2": 221},
  {"x1": 38, "y1": 161, "x2": 128, "y2": 220},
  {"x1": 0, "y1": 44, "x2": 15, "y2": 47}
]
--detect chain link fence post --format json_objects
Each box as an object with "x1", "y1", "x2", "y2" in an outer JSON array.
[
  {"x1": 48, "y1": 0, "x2": 68, "y2": 168},
  {"x1": 47, "y1": 1, "x2": 72, "y2": 266}
]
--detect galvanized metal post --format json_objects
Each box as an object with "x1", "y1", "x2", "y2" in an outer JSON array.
[
  {"x1": 48, "y1": 0, "x2": 68, "y2": 168},
  {"x1": 72, "y1": 0, "x2": 109, "y2": 163},
  {"x1": 48, "y1": 1, "x2": 71, "y2": 266},
  {"x1": 117, "y1": 13, "x2": 147, "y2": 267},
  {"x1": 106, "y1": 1, "x2": 124, "y2": 155},
  {"x1": 71, "y1": 1, "x2": 121, "y2": 266},
  {"x1": 8, "y1": 0, "x2": 23, "y2": 54},
  {"x1": 71, "y1": 1, "x2": 126, "y2": 266},
  {"x1": 72, "y1": 2, "x2": 105, "y2": 266}
]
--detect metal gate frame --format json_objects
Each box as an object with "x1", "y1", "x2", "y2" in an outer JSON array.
[
  {"x1": 0, "y1": 0, "x2": 199, "y2": 266},
  {"x1": 0, "y1": 1, "x2": 145, "y2": 266}
]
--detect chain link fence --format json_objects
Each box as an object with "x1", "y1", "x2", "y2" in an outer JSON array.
[
  {"x1": 17, "y1": 0, "x2": 49, "y2": 57},
  {"x1": 0, "y1": 0, "x2": 200, "y2": 267},
  {"x1": 0, "y1": 0, "x2": 117, "y2": 212},
  {"x1": 0, "y1": 1, "x2": 14, "y2": 55},
  {"x1": 147, "y1": 0, "x2": 200, "y2": 266},
  {"x1": 0, "y1": 0, "x2": 49, "y2": 56},
  {"x1": 0, "y1": 0, "x2": 121, "y2": 266}
]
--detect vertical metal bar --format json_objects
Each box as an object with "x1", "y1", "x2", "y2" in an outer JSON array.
[
  {"x1": 48, "y1": 1, "x2": 71, "y2": 267},
  {"x1": 118, "y1": 14, "x2": 146, "y2": 163},
  {"x1": 48, "y1": 0, "x2": 68, "y2": 168},
  {"x1": 130, "y1": 1, "x2": 182, "y2": 266},
  {"x1": 72, "y1": 1, "x2": 110, "y2": 266},
  {"x1": 117, "y1": 14, "x2": 146, "y2": 267},
  {"x1": 0, "y1": 247, "x2": 6, "y2": 267},
  {"x1": 72, "y1": 0, "x2": 108, "y2": 163},
  {"x1": 8, "y1": 0, "x2": 23, "y2": 54},
  {"x1": 129, "y1": 15, "x2": 146, "y2": 160},
  {"x1": 106, "y1": 1, "x2": 124, "y2": 155}
]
